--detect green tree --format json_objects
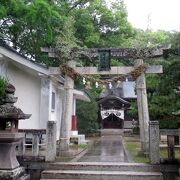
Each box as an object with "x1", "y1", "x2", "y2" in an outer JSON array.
[
  {"x1": 0, "y1": 77, "x2": 7, "y2": 104},
  {"x1": 0, "y1": 0, "x2": 64, "y2": 64},
  {"x1": 147, "y1": 58, "x2": 180, "y2": 128},
  {"x1": 72, "y1": 0, "x2": 135, "y2": 48},
  {"x1": 129, "y1": 29, "x2": 171, "y2": 48},
  {"x1": 76, "y1": 88, "x2": 100, "y2": 134}
]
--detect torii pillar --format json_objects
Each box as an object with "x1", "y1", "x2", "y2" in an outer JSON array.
[
  {"x1": 59, "y1": 61, "x2": 75, "y2": 154},
  {"x1": 135, "y1": 59, "x2": 150, "y2": 155}
]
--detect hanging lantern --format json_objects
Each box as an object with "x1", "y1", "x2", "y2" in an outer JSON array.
[
  {"x1": 109, "y1": 82, "x2": 112, "y2": 89},
  {"x1": 98, "y1": 49, "x2": 111, "y2": 71},
  {"x1": 95, "y1": 82, "x2": 99, "y2": 88},
  {"x1": 83, "y1": 77, "x2": 86, "y2": 85}
]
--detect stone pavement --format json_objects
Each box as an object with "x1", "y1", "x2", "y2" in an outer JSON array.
[{"x1": 78, "y1": 135, "x2": 129, "y2": 162}]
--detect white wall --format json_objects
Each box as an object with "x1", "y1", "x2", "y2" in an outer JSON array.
[
  {"x1": 50, "y1": 84, "x2": 56, "y2": 121},
  {"x1": 0, "y1": 58, "x2": 63, "y2": 139},
  {"x1": 39, "y1": 78, "x2": 50, "y2": 129},
  {"x1": 55, "y1": 91, "x2": 63, "y2": 140},
  {"x1": 50, "y1": 83, "x2": 63, "y2": 140},
  {"x1": 7, "y1": 63, "x2": 41, "y2": 129}
]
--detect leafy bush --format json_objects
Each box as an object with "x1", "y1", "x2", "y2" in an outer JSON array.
[
  {"x1": 0, "y1": 77, "x2": 7, "y2": 104},
  {"x1": 76, "y1": 88, "x2": 100, "y2": 135},
  {"x1": 159, "y1": 118, "x2": 180, "y2": 129}
]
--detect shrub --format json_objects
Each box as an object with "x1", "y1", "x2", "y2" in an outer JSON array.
[{"x1": 0, "y1": 77, "x2": 8, "y2": 104}]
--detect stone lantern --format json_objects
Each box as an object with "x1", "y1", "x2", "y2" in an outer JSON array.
[{"x1": 0, "y1": 84, "x2": 31, "y2": 180}]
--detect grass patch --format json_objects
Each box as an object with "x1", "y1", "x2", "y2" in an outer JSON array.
[
  {"x1": 69, "y1": 144, "x2": 88, "y2": 149},
  {"x1": 126, "y1": 141, "x2": 149, "y2": 163},
  {"x1": 125, "y1": 137, "x2": 180, "y2": 163},
  {"x1": 160, "y1": 148, "x2": 180, "y2": 159}
]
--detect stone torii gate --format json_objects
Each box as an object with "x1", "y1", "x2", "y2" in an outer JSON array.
[{"x1": 41, "y1": 47, "x2": 164, "y2": 155}]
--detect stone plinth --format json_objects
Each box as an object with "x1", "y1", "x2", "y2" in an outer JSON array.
[
  {"x1": 70, "y1": 134, "x2": 86, "y2": 145},
  {"x1": 149, "y1": 121, "x2": 160, "y2": 164},
  {"x1": 0, "y1": 132, "x2": 29, "y2": 179},
  {"x1": 0, "y1": 132, "x2": 24, "y2": 170},
  {"x1": 46, "y1": 121, "x2": 57, "y2": 162},
  {"x1": 0, "y1": 167, "x2": 29, "y2": 180}
]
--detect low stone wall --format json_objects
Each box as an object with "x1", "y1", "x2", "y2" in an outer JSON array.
[
  {"x1": 149, "y1": 121, "x2": 180, "y2": 164},
  {"x1": 18, "y1": 121, "x2": 57, "y2": 162}
]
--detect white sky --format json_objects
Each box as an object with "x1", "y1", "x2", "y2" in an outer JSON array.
[{"x1": 109, "y1": 0, "x2": 180, "y2": 31}]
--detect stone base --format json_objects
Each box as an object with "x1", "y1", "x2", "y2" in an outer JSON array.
[
  {"x1": 138, "y1": 150, "x2": 149, "y2": 158},
  {"x1": 100, "y1": 129, "x2": 124, "y2": 136},
  {"x1": 71, "y1": 130, "x2": 78, "y2": 136},
  {"x1": 0, "y1": 167, "x2": 29, "y2": 180},
  {"x1": 58, "y1": 150, "x2": 72, "y2": 157},
  {"x1": 70, "y1": 134, "x2": 86, "y2": 145},
  {"x1": 0, "y1": 142, "x2": 20, "y2": 169},
  {"x1": 160, "y1": 158, "x2": 179, "y2": 164}
]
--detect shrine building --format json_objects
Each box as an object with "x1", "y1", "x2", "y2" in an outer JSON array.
[{"x1": 97, "y1": 81, "x2": 136, "y2": 131}]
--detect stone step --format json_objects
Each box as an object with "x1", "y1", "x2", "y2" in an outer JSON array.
[
  {"x1": 48, "y1": 162, "x2": 161, "y2": 172},
  {"x1": 19, "y1": 174, "x2": 30, "y2": 180},
  {"x1": 41, "y1": 170, "x2": 163, "y2": 180},
  {"x1": 100, "y1": 129, "x2": 124, "y2": 136}
]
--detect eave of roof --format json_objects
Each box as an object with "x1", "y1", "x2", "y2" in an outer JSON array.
[
  {"x1": 0, "y1": 40, "x2": 49, "y2": 75},
  {"x1": 73, "y1": 89, "x2": 91, "y2": 102},
  {"x1": 97, "y1": 95, "x2": 130, "y2": 105}
]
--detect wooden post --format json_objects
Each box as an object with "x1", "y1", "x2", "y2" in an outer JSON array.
[
  {"x1": 167, "y1": 135, "x2": 175, "y2": 160},
  {"x1": 135, "y1": 59, "x2": 150, "y2": 155}
]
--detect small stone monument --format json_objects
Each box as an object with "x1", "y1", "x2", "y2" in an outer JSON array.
[{"x1": 0, "y1": 84, "x2": 31, "y2": 180}]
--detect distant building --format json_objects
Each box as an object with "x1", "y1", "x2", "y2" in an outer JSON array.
[{"x1": 97, "y1": 81, "x2": 136, "y2": 130}]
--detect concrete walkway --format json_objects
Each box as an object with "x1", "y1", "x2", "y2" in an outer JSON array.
[{"x1": 78, "y1": 135, "x2": 130, "y2": 162}]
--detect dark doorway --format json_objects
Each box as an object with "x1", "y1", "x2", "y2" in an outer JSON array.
[{"x1": 102, "y1": 114, "x2": 123, "y2": 129}]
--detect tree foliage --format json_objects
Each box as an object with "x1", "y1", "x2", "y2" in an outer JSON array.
[
  {"x1": 147, "y1": 57, "x2": 180, "y2": 128},
  {"x1": 0, "y1": 78, "x2": 7, "y2": 104},
  {"x1": 76, "y1": 88, "x2": 101, "y2": 135},
  {"x1": 0, "y1": 0, "x2": 64, "y2": 64},
  {"x1": 129, "y1": 29, "x2": 172, "y2": 48}
]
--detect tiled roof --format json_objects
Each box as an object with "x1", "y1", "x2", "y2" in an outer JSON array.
[{"x1": 0, "y1": 39, "x2": 48, "y2": 69}]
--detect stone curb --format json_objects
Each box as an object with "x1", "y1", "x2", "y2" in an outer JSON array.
[{"x1": 70, "y1": 140, "x2": 94, "y2": 162}]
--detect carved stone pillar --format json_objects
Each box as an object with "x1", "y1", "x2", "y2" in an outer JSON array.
[{"x1": 149, "y1": 121, "x2": 160, "y2": 164}]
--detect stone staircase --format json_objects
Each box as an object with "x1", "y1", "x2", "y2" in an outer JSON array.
[
  {"x1": 41, "y1": 162, "x2": 163, "y2": 180},
  {"x1": 100, "y1": 129, "x2": 124, "y2": 136}
]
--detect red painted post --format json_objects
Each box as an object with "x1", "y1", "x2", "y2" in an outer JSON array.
[{"x1": 72, "y1": 115, "x2": 77, "y2": 131}]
